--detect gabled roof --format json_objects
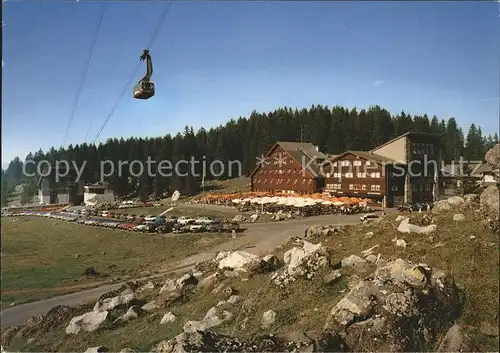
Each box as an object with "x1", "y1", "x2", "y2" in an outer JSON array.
[
  {"x1": 441, "y1": 162, "x2": 492, "y2": 177},
  {"x1": 249, "y1": 141, "x2": 326, "y2": 178},
  {"x1": 330, "y1": 150, "x2": 397, "y2": 165},
  {"x1": 276, "y1": 141, "x2": 328, "y2": 160},
  {"x1": 370, "y1": 131, "x2": 442, "y2": 153}
]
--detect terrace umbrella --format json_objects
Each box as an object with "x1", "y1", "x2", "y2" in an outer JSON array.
[
  {"x1": 232, "y1": 199, "x2": 241, "y2": 204},
  {"x1": 321, "y1": 201, "x2": 333, "y2": 205},
  {"x1": 333, "y1": 201, "x2": 344, "y2": 206}
]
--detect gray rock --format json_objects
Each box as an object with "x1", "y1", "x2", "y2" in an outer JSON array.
[
  {"x1": 66, "y1": 310, "x2": 109, "y2": 335},
  {"x1": 453, "y1": 213, "x2": 465, "y2": 222},
  {"x1": 341, "y1": 255, "x2": 367, "y2": 268},
  {"x1": 323, "y1": 270, "x2": 342, "y2": 285},
  {"x1": 261, "y1": 310, "x2": 277, "y2": 329},
  {"x1": 324, "y1": 258, "x2": 462, "y2": 352},
  {"x1": 160, "y1": 312, "x2": 177, "y2": 324}
]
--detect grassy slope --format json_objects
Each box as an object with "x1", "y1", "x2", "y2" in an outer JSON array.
[
  {"x1": 1, "y1": 217, "x2": 227, "y2": 306},
  {"x1": 6, "y1": 208, "x2": 500, "y2": 352}
]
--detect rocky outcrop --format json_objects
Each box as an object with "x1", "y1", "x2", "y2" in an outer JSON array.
[
  {"x1": 271, "y1": 240, "x2": 331, "y2": 286},
  {"x1": 306, "y1": 224, "x2": 340, "y2": 238},
  {"x1": 65, "y1": 310, "x2": 109, "y2": 335},
  {"x1": 485, "y1": 143, "x2": 500, "y2": 180},
  {"x1": 397, "y1": 217, "x2": 437, "y2": 234},
  {"x1": 324, "y1": 258, "x2": 462, "y2": 351},
  {"x1": 480, "y1": 185, "x2": 499, "y2": 231}
]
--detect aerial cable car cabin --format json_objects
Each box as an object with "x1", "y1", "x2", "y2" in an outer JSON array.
[{"x1": 133, "y1": 49, "x2": 155, "y2": 99}]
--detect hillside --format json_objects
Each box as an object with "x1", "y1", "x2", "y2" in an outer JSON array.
[{"x1": 2, "y1": 202, "x2": 498, "y2": 352}]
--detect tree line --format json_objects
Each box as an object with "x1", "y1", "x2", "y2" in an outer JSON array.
[{"x1": 2, "y1": 104, "x2": 498, "y2": 203}]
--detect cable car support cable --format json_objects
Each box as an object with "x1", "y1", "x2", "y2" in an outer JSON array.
[
  {"x1": 62, "y1": 0, "x2": 107, "y2": 148},
  {"x1": 91, "y1": 0, "x2": 174, "y2": 145}
]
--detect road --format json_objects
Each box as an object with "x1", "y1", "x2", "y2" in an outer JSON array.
[{"x1": 0, "y1": 210, "x2": 373, "y2": 328}]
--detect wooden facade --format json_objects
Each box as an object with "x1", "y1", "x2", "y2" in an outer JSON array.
[
  {"x1": 250, "y1": 132, "x2": 441, "y2": 205},
  {"x1": 250, "y1": 143, "x2": 325, "y2": 195}
]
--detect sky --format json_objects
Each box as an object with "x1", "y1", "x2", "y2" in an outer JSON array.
[{"x1": 2, "y1": 1, "x2": 499, "y2": 167}]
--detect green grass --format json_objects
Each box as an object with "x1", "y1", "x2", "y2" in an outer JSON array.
[
  {"x1": 1, "y1": 216, "x2": 227, "y2": 307},
  {"x1": 4, "y1": 208, "x2": 499, "y2": 352}
]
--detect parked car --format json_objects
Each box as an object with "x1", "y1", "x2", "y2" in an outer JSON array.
[
  {"x1": 156, "y1": 223, "x2": 173, "y2": 234},
  {"x1": 189, "y1": 223, "x2": 205, "y2": 232},
  {"x1": 205, "y1": 221, "x2": 223, "y2": 232},
  {"x1": 194, "y1": 216, "x2": 218, "y2": 225},
  {"x1": 144, "y1": 215, "x2": 157, "y2": 222},
  {"x1": 223, "y1": 221, "x2": 241, "y2": 232},
  {"x1": 173, "y1": 223, "x2": 191, "y2": 233},
  {"x1": 177, "y1": 216, "x2": 196, "y2": 225}
]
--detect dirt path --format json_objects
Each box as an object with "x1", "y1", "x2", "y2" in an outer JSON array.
[{"x1": 0, "y1": 210, "x2": 375, "y2": 328}]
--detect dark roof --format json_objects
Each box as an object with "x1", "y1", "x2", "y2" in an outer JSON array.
[
  {"x1": 441, "y1": 162, "x2": 492, "y2": 177},
  {"x1": 248, "y1": 141, "x2": 327, "y2": 178},
  {"x1": 330, "y1": 150, "x2": 398, "y2": 165},
  {"x1": 370, "y1": 131, "x2": 442, "y2": 153},
  {"x1": 287, "y1": 150, "x2": 323, "y2": 177}
]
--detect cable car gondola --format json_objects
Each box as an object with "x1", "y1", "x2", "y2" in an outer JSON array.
[{"x1": 133, "y1": 49, "x2": 155, "y2": 99}]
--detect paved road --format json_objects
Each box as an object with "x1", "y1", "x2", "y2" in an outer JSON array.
[{"x1": 0, "y1": 211, "x2": 373, "y2": 328}]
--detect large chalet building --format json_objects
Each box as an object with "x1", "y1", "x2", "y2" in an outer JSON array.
[
  {"x1": 249, "y1": 142, "x2": 327, "y2": 194},
  {"x1": 250, "y1": 132, "x2": 442, "y2": 207}
]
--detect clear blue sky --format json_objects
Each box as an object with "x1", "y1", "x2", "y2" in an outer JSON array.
[{"x1": 2, "y1": 1, "x2": 499, "y2": 166}]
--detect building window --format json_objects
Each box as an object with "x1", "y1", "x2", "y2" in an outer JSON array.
[
  {"x1": 370, "y1": 185, "x2": 376, "y2": 191},
  {"x1": 264, "y1": 179, "x2": 267, "y2": 183},
  {"x1": 341, "y1": 161, "x2": 350, "y2": 167},
  {"x1": 302, "y1": 178, "x2": 306, "y2": 183},
  {"x1": 333, "y1": 172, "x2": 341, "y2": 178},
  {"x1": 370, "y1": 172, "x2": 380, "y2": 178},
  {"x1": 294, "y1": 179, "x2": 298, "y2": 184},
  {"x1": 326, "y1": 172, "x2": 331, "y2": 178},
  {"x1": 362, "y1": 184, "x2": 367, "y2": 190},
  {"x1": 391, "y1": 185, "x2": 398, "y2": 191},
  {"x1": 353, "y1": 160, "x2": 362, "y2": 166},
  {"x1": 366, "y1": 161, "x2": 371, "y2": 166},
  {"x1": 425, "y1": 184, "x2": 432, "y2": 192},
  {"x1": 357, "y1": 172, "x2": 366, "y2": 178},
  {"x1": 345, "y1": 172, "x2": 353, "y2": 178},
  {"x1": 412, "y1": 184, "x2": 418, "y2": 192},
  {"x1": 309, "y1": 180, "x2": 312, "y2": 185},
  {"x1": 332, "y1": 161, "x2": 338, "y2": 166},
  {"x1": 376, "y1": 185, "x2": 380, "y2": 191}
]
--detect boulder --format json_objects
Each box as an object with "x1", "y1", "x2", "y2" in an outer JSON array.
[
  {"x1": 261, "y1": 310, "x2": 277, "y2": 329},
  {"x1": 183, "y1": 307, "x2": 233, "y2": 333},
  {"x1": 324, "y1": 258, "x2": 462, "y2": 351},
  {"x1": 432, "y1": 201, "x2": 452, "y2": 213},
  {"x1": 485, "y1": 143, "x2": 500, "y2": 179},
  {"x1": 272, "y1": 240, "x2": 331, "y2": 287},
  {"x1": 447, "y1": 196, "x2": 465, "y2": 207},
  {"x1": 341, "y1": 255, "x2": 367, "y2": 268},
  {"x1": 65, "y1": 310, "x2": 109, "y2": 335},
  {"x1": 114, "y1": 306, "x2": 141, "y2": 323},
  {"x1": 453, "y1": 213, "x2": 465, "y2": 222},
  {"x1": 93, "y1": 288, "x2": 134, "y2": 312},
  {"x1": 480, "y1": 185, "x2": 499, "y2": 230},
  {"x1": 160, "y1": 312, "x2": 177, "y2": 324},
  {"x1": 323, "y1": 270, "x2": 342, "y2": 285},
  {"x1": 397, "y1": 218, "x2": 436, "y2": 234},
  {"x1": 218, "y1": 251, "x2": 263, "y2": 273}
]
